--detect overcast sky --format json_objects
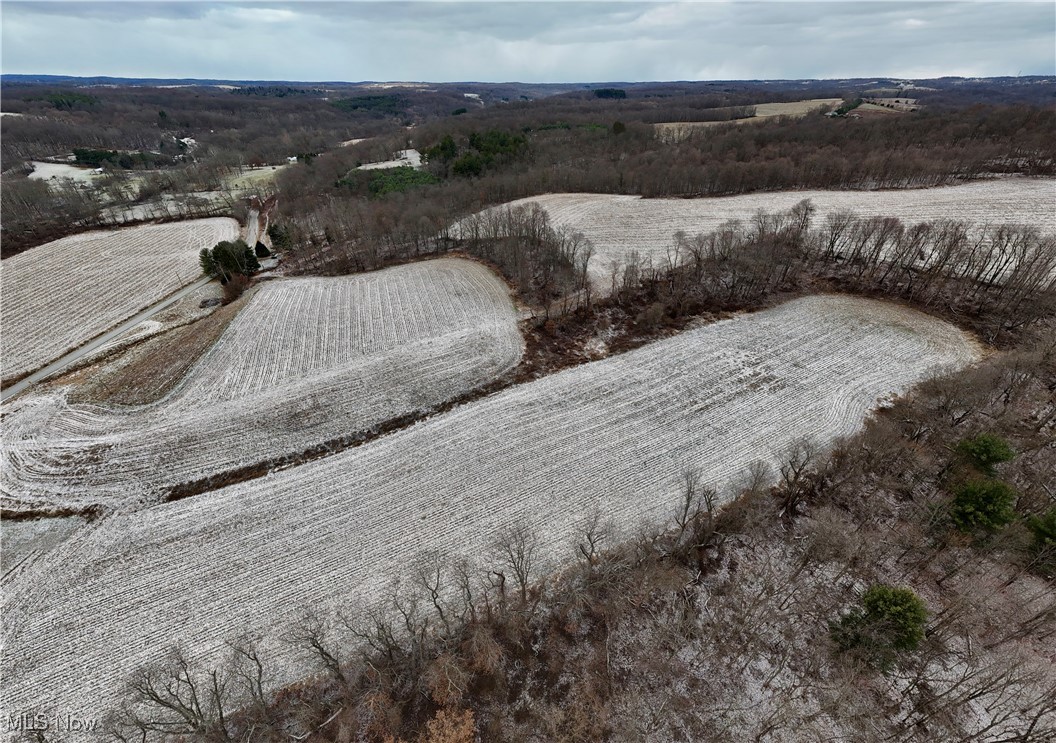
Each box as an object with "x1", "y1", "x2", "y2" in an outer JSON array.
[{"x1": 2, "y1": 1, "x2": 1053, "y2": 82}]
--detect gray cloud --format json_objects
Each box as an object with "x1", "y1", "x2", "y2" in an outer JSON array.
[{"x1": 1, "y1": 1, "x2": 1053, "y2": 82}]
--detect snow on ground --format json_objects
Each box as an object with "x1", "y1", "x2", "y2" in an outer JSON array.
[
  {"x1": 25, "y1": 161, "x2": 100, "y2": 184},
  {"x1": 0, "y1": 218, "x2": 238, "y2": 382},
  {"x1": 0, "y1": 516, "x2": 85, "y2": 578},
  {"x1": 1, "y1": 295, "x2": 981, "y2": 724},
  {"x1": 1, "y1": 259, "x2": 523, "y2": 512},
  {"x1": 221, "y1": 165, "x2": 289, "y2": 191},
  {"x1": 98, "y1": 191, "x2": 230, "y2": 223},
  {"x1": 357, "y1": 148, "x2": 423, "y2": 170},
  {"x1": 460, "y1": 179, "x2": 1056, "y2": 291}
]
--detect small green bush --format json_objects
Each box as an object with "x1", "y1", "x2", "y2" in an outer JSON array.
[
  {"x1": 831, "y1": 584, "x2": 927, "y2": 670},
  {"x1": 1027, "y1": 507, "x2": 1056, "y2": 555},
  {"x1": 950, "y1": 479, "x2": 1018, "y2": 534},
  {"x1": 955, "y1": 434, "x2": 1015, "y2": 475}
]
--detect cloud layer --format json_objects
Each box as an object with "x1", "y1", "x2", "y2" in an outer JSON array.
[{"x1": 2, "y1": 1, "x2": 1053, "y2": 82}]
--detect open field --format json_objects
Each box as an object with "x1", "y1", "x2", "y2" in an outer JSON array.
[
  {"x1": 462, "y1": 178, "x2": 1056, "y2": 290},
  {"x1": 1, "y1": 258, "x2": 523, "y2": 512},
  {"x1": 0, "y1": 295, "x2": 982, "y2": 721},
  {"x1": 25, "y1": 160, "x2": 100, "y2": 183},
  {"x1": 221, "y1": 164, "x2": 289, "y2": 191},
  {"x1": 856, "y1": 102, "x2": 902, "y2": 115},
  {"x1": 358, "y1": 148, "x2": 423, "y2": 170},
  {"x1": 0, "y1": 218, "x2": 238, "y2": 382},
  {"x1": 0, "y1": 515, "x2": 85, "y2": 576},
  {"x1": 656, "y1": 98, "x2": 841, "y2": 139}
]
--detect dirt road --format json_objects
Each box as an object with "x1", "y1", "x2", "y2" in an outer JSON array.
[{"x1": 1, "y1": 274, "x2": 214, "y2": 403}]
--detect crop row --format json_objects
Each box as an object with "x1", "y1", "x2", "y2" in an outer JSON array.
[
  {"x1": 2, "y1": 295, "x2": 982, "y2": 721},
  {"x1": 1, "y1": 259, "x2": 523, "y2": 512},
  {"x1": 1, "y1": 218, "x2": 239, "y2": 380}
]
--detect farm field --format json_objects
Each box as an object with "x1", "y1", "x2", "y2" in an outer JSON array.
[
  {"x1": 463, "y1": 178, "x2": 1056, "y2": 290},
  {"x1": 856, "y1": 102, "x2": 902, "y2": 115},
  {"x1": 221, "y1": 164, "x2": 289, "y2": 191},
  {"x1": 1, "y1": 295, "x2": 982, "y2": 721},
  {"x1": 1, "y1": 258, "x2": 523, "y2": 513},
  {"x1": 25, "y1": 160, "x2": 100, "y2": 183},
  {"x1": 656, "y1": 98, "x2": 841, "y2": 140},
  {"x1": 0, "y1": 218, "x2": 239, "y2": 382},
  {"x1": 357, "y1": 148, "x2": 423, "y2": 170}
]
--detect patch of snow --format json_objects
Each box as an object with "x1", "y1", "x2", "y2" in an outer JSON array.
[{"x1": 357, "y1": 149, "x2": 423, "y2": 170}]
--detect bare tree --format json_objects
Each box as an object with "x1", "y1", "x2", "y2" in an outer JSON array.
[{"x1": 491, "y1": 524, "x2": 540, "y2": 609}]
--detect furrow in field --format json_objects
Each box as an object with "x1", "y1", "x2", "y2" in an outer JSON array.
[
  {"x1": 1, "y1": 258, "x2": 523, "y2": 512},
  {"x1": 1, "y1": 218, "x2": 239, "y2": 381},
  {"x1": 1, "y1": 294, "x2": 981, "y2": 722}
]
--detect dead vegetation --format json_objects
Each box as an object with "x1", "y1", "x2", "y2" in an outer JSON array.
[{"x1": 67, "y1": 292, "x2": 253, "y2": 407}]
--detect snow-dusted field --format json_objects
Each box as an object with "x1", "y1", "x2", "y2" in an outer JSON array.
[
  {"x1": 1, "y1": 295, "x2": 981, "y2": 723},
  {"x1": 0, "y1": 218, "x2": 238, "y2": 381},
  {"x1": 357, "y1": 148, "x2": 423, "y2": 170},
  {"x1": 1, "y1": 259, "x2": 523, "y2": 512},
  {"x1": 25, "y1": 160, "x2": 100, "y2": 184},
  {"x1": 460, "y1": 179, "x2": 1056, "y2": 290}
]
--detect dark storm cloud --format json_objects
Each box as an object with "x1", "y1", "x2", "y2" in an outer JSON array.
[{"x1": 1, "y1": 1, "x2": 1053, "y2": 82}]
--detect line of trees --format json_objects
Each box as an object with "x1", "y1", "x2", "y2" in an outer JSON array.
[
  {"x1": 610, "y1": 202, "x2": 1055, "y2": 343},
  {"x1": 268, "y1": 105, "x2": 1055, "y2": 282}
]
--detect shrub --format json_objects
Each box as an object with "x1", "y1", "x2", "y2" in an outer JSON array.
[
  {"x1": 950, "y1": 479, "x2": 1018, "y2": 534},
  {"x1": 831, "y1": 584, "x2": 927, "y2": 670},
  {"x1": 955, "y1": 433, "x2": 1016, "y2": 475},
  {"x1": 199, "y1": 239, "x2": 259, "y2": 281},
  {"x1": 1027, "y1": 507, "x2": 1056, "y2": 556},
  {"x1": 222, "y1": 274, "x2": 249, "y2": 304}
]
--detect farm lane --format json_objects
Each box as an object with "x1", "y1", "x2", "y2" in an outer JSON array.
[
  {"x1": 1, "y1": 212, "x2": 262, "y2": 402},
  {"x1": 245, "y1": 207, "x2": 259, "y2": 247},
  {"x1": 1, "y1": 274, "x2": 214, "y2": 402}
]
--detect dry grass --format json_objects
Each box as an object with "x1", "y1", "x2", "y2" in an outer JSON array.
[
  {"x1": 0, "y1": 218, "x2": 238, "y2": 381},
  {"x1": 656, "y1": 98, "x2": 841, "y2": 140},
  {"x1": 857, "y1": 102, "x2": 903, "y2": 114},
  {"x1": 67, "y1": 293, "x2": 252, "y2": 407}
]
